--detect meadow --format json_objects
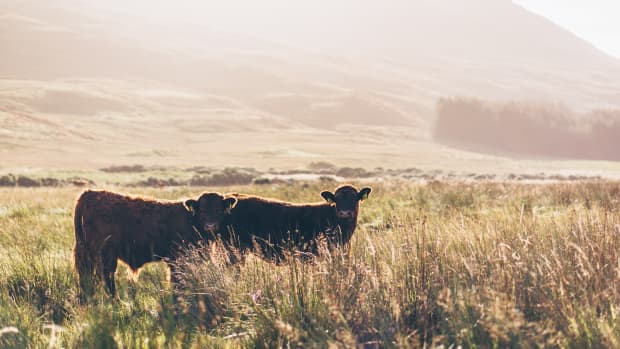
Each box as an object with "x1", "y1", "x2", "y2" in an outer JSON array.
[{"x1": 1, "y1": 180, "x2": 620, "y2": 348}]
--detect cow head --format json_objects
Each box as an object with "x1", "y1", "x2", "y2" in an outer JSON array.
[
  {"x1": 321, "y1": 185, "x2": 371, "y2": 221},
  {"x1": 185, "y1": 192, "x2": 237, "y2": 234}
]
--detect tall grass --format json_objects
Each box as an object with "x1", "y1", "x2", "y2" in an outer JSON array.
[{"x1": 0, "y1": 182, "x2": 619, "y2": 347}]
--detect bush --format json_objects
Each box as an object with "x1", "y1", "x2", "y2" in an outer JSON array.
[
  {"x1": 16, "y1": 176, "x2": 41, "y2": 187},
  {"x1": 190, "y1": 169, "x2": 255, "y2": 187},
  {"x1": 335, "y1": 167, "x2": 375, "y2": 178},
  {"x1": 40, "y1": 178, "x2": 62, "y2": 187},
  {"x1": 66, "y1": 177, "x2": 95, "y2": 187},
  {"x1": 100, "y1": 165, "x2": 146, "y2": 173},
  {"x1": 0, "y1": 175, "x2": 16, "y2": 187},
  {"x1": 307, "y1": 161, "x2": 337, "y2": 171},
  {"x1": 253, "y1": 178, "x2": 272, "y2": 185},
  {"x1": 132, "y1": 177, "x2": 184, "y2": 187}
]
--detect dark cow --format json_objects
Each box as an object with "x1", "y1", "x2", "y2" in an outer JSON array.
[
  {"x1": 73, "y1": 190, "x2": 237, "y2": 297},
  {"x1": 184, "y1": 192, "x2": 238, "y2": 235},
  {"x1": 215, "y1": 185, "x2": 371, "y2": 259}
]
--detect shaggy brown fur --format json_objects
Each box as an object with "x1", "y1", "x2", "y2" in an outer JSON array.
[
  {"x1": 220, "y1": 185, "x2": 371, "y2": 259},
  {"x1": 73, "y1": 190, "x2": 236, "y2": 297}
]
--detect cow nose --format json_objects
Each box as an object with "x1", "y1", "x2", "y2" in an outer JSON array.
[
  {"x1": 337, "y1": 210, "x2": 353, "y2": 218},
  {"x1": 204, "y1": 223, "x2": 218, "y2": 231}
]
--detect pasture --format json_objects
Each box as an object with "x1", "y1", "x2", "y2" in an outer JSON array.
[{"x1": 1, "y1": 180, "x2": 620, "y2": 348}]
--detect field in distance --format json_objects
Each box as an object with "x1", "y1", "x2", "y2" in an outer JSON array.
[{"x1": 1, "y1": 180, "x2": 620, "y2": 348}]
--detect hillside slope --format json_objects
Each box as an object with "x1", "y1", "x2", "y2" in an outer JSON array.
[{"x1": 1, "y1": 0, "x2": 619, "y2": 170}]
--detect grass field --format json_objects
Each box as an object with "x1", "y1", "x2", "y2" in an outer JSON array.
[{"x1": 1, "y1": 180, "x2": 620, "y2": 348}]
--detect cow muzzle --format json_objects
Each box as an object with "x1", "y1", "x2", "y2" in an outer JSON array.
[
  {"x1": 337, "y1": 210, "x2": 354, "y2": 219},
  {"x1": 204, "y1": 223, "x2": 219, "y2": 232}
]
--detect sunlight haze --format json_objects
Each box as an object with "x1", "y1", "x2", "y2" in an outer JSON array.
[
  {"x1": 515, "y1": 0, "x2": 620, "y2": 58},
  {"x1": 91, "y1": 0, "x2": 620, "y2": 58}
]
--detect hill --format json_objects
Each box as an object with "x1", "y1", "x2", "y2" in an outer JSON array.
[{"x1": 1, "y1": 0, "x2": 619, "y2": 171}]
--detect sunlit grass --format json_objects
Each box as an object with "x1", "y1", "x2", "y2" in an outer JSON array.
[{"x1": 1, "y1": 181, "x2": 620, "y2": 347}]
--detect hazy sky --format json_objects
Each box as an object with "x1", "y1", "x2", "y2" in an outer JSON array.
[
  {"x1": 88, "y1": 0, "x2": 620, "y2": 59},
  {"x1": 514, "y1": 0, "x2": 620, "y2": 58}
]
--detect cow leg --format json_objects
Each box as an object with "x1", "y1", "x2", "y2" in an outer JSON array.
[
  {"x1": 100, "y1": 246, "x2": 119, "y2": 297},
  {"x1": 167, "y1": 262, "x2": 184, "y2": 320},
  {"x1": 102, "y1": 258, "x2": 118, "y2": 297},
  {"x1": 168, "y1": 262, "x2": 181, "y2": 286}
]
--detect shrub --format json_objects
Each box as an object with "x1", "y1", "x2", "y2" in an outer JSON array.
[
  {"x1": 190, "y1": 169, "x2": 255, "y2": 187},
  {"x1": 335, "y1": 167, "x2": 375, "y2": 178},
  {"x1": 100, "y1": 165, "x2": 147, "y2": 173},
  {"x1": 16, "y1": 176, "x2": 41, "y2": 187},
  {"x1": 0, "y1": 175, "x2": 16, "y2": 187}
]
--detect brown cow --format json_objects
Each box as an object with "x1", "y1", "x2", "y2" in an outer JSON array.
[
  {"x1": 212, "y1": 185, "x2": 371, "y2": 259},
  {"x1": 73, "y1": 190, "x2": 237, "y2": 297}
]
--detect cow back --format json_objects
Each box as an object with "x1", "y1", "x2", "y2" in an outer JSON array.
[
  {"x1": 76, "y1": 190, "x2": 197, "y2": 269},
  {"x1": 223, "y1": 195, "x2": 337, "y2": 253}
]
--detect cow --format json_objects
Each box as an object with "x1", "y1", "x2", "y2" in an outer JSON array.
[
  {"x1": 210, "y1": 185, "x2": 371, "y2": 259},
  {"x1": 73, "y1": 190, "x2": 237, "y2": 297}
]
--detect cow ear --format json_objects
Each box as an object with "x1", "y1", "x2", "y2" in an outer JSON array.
[
  {"x1": 224, "y1": 197, "x2": 237, "y2": 214},
  {"x1": 321, "y1": 191, "x2": 335, "y2": 204},
  {"x1": 358, "y1": 187, "x2": 371, "y2": 201},
  {"x1": 184, "y1": 199, "x2": 198, "y2": 215}
]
